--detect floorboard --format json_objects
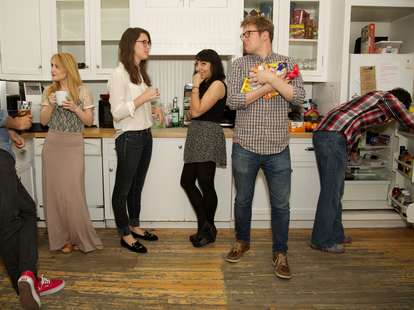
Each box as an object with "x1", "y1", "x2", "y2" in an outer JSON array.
[{"x1": 1, "y1": 228, "x2": 413, "y2": 309}]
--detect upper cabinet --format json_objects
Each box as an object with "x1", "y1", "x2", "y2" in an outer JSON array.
[
  {"x1": 94, "y1": 0, "x2": 129, "y2": 75},
  {"x1": 0, "y1": 0, "x2": 129, "y2": 81},
  {"x1": 130, "y1": 0, "x2": 243, "y2": 56},
  {"x1": 52, "y1": 0, "x2": 129, "y2": 79},
  {"x1": 244, "y1": 0, "x2": 329, "y2": 82},
  {"x1": 0, "y1": 0, "x2": 52, "y2": 80},
  {"x1": 53, "y1": 0, "x2": 92, "y2": 77}
]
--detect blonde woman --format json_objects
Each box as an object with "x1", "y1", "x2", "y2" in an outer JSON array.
[{"x1": 40, "y1": 52, "x2": 103, "y2": 253}]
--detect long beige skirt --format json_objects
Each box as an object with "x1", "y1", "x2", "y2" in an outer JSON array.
[{"x1": 42, "y1": 130, "x2": 103, "y2": 253}]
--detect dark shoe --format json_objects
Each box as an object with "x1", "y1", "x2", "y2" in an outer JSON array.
[
  {"x1": 210, "y1": 224, "x2": 217, "y2": 240},
  {"x1": 131, "y1": 230, "x2": 158, "y2": 241},
  {"x1": 310, "y1": 243, "x2": 345, "y2": 254},
  {"x1": 225, "y1": 240, "x2": 250, "y2": 263},
  {"x1": 189, "y1": 232, "x2": 199, "y2": 243},
  {"x1": 272, "y1": 252, "x2": 292, "y2": 280},
  {"x1": 192, "y1": 237, "x2": 211, "y2": 247},
  {"x1": 339, "y1": 236, "x2": 352, "y2": 244},
  {"x1": 120, "y1": 238, "x2": 147, "y2": 253}
]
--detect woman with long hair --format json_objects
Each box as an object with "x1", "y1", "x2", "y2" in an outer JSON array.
[
  {"x1": 109, "y1": 27, "x2": 163, "y2": 253},
  {"x1": 180, "y1": 49, "x2": 227, "y2": 247},
  {"x1": 40, "y1": 52, "x2": 103, "y2": 253}
]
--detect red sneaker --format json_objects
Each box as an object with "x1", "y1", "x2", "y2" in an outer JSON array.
[
  {"x1": 18, "y1": 271, "x2": 41, "y2": 309},
  {"x1": 36, "y1": 274, "x2": 65, "y2": 296}
]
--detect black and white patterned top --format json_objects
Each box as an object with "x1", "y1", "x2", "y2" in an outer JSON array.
[
  {"x1": 227, "y1": 53, "x2": 305, "y2": 155},
  {"x1": 42, "y1": 85, "x2": 94, "y2": 133}
]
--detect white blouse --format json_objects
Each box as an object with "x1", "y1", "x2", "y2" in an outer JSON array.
[{"x1": 108, "y1": 63, "x2": 153, "y2": 138}]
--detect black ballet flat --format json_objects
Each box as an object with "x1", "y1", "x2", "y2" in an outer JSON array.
[
  {"x1": 191, "y1": 235, "x2": 214, "y2": 248},
  {"x1": 131, "y1": 230, "x2": 159, "y2": 241},
  {"x1": 120, "y1": 238, "x2": 147, "y2": 253},
  {"x1": 189, "y1": 232, "x2": 199, "y2": 243}
]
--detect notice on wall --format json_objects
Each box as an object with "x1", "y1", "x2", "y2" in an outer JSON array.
[
  {"x1": 360, "y1": 66, "x2": 377, "y2": 95},
  {"x1": 377, "y1": 63, "x2": 401, "y2": 91}
]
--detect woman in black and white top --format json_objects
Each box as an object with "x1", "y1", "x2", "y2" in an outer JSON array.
[
  {"x1": 108, "y1": 27, "x2": 163, "y2": 254},
  {"x1": 180, "y1": 49, "x2": 227, "y2": 247}
]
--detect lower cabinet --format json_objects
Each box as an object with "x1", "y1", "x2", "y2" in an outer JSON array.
[
  {"x1": 34, "y1": 138, "x2": 104, "y2": 221},
  {"x1": 236, "y1": 138, "x2": 320, "y2": 222},
  {"x1": 102, "y1": 137, "x2": 233, "y2": 223}
]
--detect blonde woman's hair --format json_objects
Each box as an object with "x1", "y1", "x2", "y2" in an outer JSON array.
[{"x1": 46, "y1": 52, "x2": 82, "y2": 103}]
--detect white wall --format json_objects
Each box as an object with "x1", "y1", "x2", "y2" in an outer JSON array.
[
  {"x1": 390, "y1": 12, "x2": 414, "y2": 53},
  {"x1": 313, "y1": 0, "x2": 347, "y2": 114},
  {"x1": 349, "y1": 22, "x2": 391, "y2": 53}
]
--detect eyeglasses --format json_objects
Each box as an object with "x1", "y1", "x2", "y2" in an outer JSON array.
[
  {"x1": 240, "y1": 30, "x2": 261, "y2": 40},
  {"x1": 136, "y1": 40, "x2": 151, "y2": 47}
]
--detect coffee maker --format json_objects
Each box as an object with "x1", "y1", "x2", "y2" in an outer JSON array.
[
  {"x1": 24, "y1": 82, "x2": 48, "y2": 131},
  {"x1": 98, "y1": 94, "x2": 113, "y2": 128}
]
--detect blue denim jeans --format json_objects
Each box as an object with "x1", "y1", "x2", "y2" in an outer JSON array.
[
  {"x1": 112, "y1": 130, "x2": 152, "y2": 236},
  {"x1": 311, "y1": 131, "x2": 347, "y2": 248},
  {"x1": 232, "y1": 143, "x2": 291, "y2": 253}
]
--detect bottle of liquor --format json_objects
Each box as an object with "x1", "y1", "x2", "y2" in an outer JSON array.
[
  {"x1": 171, "y1": 96, "x2": 180, "y2": 127},
  {"x1": 183, "y1": 84, "x2": 192, "y2": 125}
]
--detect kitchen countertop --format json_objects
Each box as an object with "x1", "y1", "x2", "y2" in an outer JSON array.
[{"x1": 29, "y1": 127, "x2": 313, "y2": 139}]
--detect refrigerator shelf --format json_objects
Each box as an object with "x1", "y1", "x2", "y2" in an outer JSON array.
[{"x1": 389, "y1": 195, "x2": 414, "y2": 223}]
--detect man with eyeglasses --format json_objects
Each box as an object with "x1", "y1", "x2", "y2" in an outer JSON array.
[{"x1": 225, "y1": 15, "x2": 305, "y2": 280}]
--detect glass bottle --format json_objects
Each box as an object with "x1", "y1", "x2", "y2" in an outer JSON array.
[{"x1": 171, "y1": 96, "x2": 180, "y2": 128}]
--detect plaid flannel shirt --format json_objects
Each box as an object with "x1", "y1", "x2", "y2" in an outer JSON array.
[{"x1": 316, "y1": 91, "x2": 414, "y2": 147}]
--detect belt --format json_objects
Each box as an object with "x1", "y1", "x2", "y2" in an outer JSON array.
[{"x1": 127, "y1": 128, "x2": 151, "y2": 134}]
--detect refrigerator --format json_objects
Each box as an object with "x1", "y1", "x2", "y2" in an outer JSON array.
[
  {"x1": 349, "y1": 53, "x2": 414, "y2": 99},
  {"x1": 347, "y1": 53, "x2": 414, "y2": 223}
]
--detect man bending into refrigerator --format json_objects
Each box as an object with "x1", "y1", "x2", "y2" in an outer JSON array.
[
  {"x1": 311, "y1": 88, "x2": 413, "y2": 253},
  {"x1": 0, "y1": 109, "x2": 64, "y2": 309}
]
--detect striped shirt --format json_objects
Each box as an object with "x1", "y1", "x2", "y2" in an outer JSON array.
[
  {"x1": 227, "y1": 53, "x2": 305, "y2": 155},
  {"x1": 316, "y1": 91, "x2": 414, "y2": 146}
]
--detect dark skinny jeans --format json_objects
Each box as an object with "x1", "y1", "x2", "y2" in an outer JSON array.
[{"x1": 112, "y1": 130, "x2": 152, "y2": 236}]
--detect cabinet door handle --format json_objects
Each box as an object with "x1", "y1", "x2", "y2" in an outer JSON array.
[
  {"x1": 305, "y1": 147, "x2": 314, "y2": 151},
  {"x1": 109, "y1": 168, "x2": 113, "y2": 172},
  {"x1": 178, "y1": 145, "x2": 183, "y2": 149},
  {"x1": 38, "y1": 65, "x2": 42, "y2": 69},
  {"x1": 96, "y1": 65, "x2": 100, "y2": 68}
]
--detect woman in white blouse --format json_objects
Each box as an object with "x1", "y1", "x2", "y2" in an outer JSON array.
[{"x1": 108, "y1": 27, "x2": 163, "y2": 253}]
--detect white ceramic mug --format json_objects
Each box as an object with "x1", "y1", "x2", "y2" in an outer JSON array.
[{"x1": 55, "y1": 90, "x2": 68, "y2": 106}]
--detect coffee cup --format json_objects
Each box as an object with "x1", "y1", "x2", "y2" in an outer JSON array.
[{"x1": 55, "y1": 90, "x2": 68, "y2": 106}]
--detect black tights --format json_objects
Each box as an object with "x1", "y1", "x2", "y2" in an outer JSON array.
[{"x1": 180, "y1": 162, "x2": 217, "y2": 232}]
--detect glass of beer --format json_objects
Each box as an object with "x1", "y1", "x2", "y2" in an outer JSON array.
[{"x1": 17, "y1": 100, "x2": 32, "y2": 117}]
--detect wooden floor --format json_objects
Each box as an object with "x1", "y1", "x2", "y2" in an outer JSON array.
[{"x1": 1, "y1": 228, "x2": 414, "y2": 309}]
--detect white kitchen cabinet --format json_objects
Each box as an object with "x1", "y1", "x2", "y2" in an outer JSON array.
[
  {"x1": 51, "y1": 0, "x2": 129, "y2": 79},
  {"x1": 278, "y1": 0, "x2": 329, "y2": 82},
  {"x1": 0, "y1": 0, "x2": 52, "y2": 80},
  {"x1": 93, "y1": 0, "x2": 129, "y2": 75},
  {"x1": 233, "y1": 138, "x2": 319, "y2": 223},
  {"x1": 34, "y1": 138, "x2": 104, "y2": 221},
  {"x1": 243, "y1": 0, "x2": 329, "y2": 81},
  {"x1": 103, "y1": 137, "x2": 233, "y2": 223},
  {"x1": 130, "y1": 0, "x2": 243, "y2": 55},
  {"x1": 103, "y1": 137, "x2": 188, "y2": 221},
  {"x1": 52, "y1": 0, "x2": 93, "y2": 77},
  {"x1": 183, "y1": 139, "x2": 233, "y2": 222}
]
